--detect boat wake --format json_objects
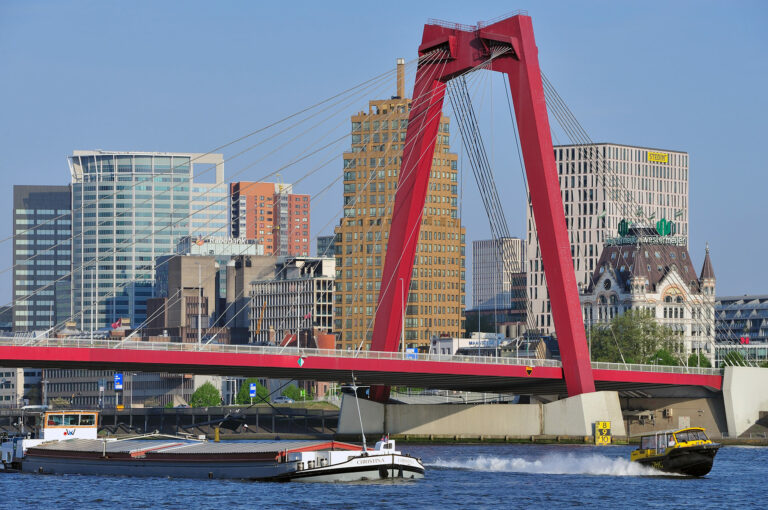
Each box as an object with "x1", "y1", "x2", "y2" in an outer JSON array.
[{"x1": 429, "y1": 452, "x2": 670, "y2": 477}]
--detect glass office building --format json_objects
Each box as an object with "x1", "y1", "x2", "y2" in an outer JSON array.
[
  {"x1": 68, "y1": 151, "x2": 226, "y2": 330},
  {"x1": 12, "y1": 185, "x2": 72, "y2": 331}
]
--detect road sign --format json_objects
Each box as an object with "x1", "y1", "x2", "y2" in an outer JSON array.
[
  {"x1": 406, "y1": 348, "x2": 418, "y2": 360},
  {"x1": 249, "y1": 383, "x2": 257, "y2": 398},
  {"x1": 595, "y1": 421, "x2": 611, "y2": 445},
  {"x1": 114, "y1": 373, "x2": 123, "y2": 391}
]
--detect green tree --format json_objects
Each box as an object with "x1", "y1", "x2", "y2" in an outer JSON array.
[
  {"x1": 649, "y1": 348, "x2": 680, "y2": 366},
  {"x1": 688, "y1": 352, "x2": 712, "y2": 368},
  {"x1": 281, "y1": 384, "x2": 303, "y2": 402},
  {"x1": 760, "y1": 360, "x2": 768, "y2": 369},
  {"x1": 589, "y1": 310, "x2": 679, "y2": 364},
  {"x1": 721, "y1": 351, "x2": 747, "y2": 367},
  {"x1": 189, "y1": 381, "x2": 221, "y2": 407},
  {"x1": 235, "y1": 378, "x2": 269, "y2": 405}
]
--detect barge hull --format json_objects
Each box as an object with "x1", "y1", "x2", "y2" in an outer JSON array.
[{"x1": 22, "y1": 455, "x2": 296, "y2": 479}]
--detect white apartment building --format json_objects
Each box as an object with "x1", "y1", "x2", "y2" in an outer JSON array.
[
  {"x1": 472, "y1": 237, "x2": 524, "y2": 310},
  {"x1": 527, "y1": 143, "x2": 689, "y2": 333}
]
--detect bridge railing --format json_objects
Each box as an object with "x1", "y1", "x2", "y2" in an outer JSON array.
[
  {"x1": 591, "y1": 361, "x2": 722, "y2": 376},
  {"x1": 0, "y1": 335, "x2": 723, "y2": 375},
  {"x1": 0, "y1": 335, "x2": 563, "y2": 368}
]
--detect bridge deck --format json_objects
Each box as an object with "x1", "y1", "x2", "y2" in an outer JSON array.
[{"x1": 0, "y1": 340, "x2": 723, "y2": 395}]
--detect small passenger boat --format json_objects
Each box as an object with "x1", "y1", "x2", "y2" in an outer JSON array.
[{"x1": 630, "y1": 427, "x2": 720, "y2": 476}]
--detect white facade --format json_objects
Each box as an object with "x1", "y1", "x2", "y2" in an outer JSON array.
[
  {"x1": 527, "y1": 143, "x2": 689, "y2": 333},
  {"x1": 176, "y1": 236, "x2": 264, "y2": 257},
  {"x1": 472, "y1": 237, "x2": 524, "y2": 310},
  {"x1": 429, "y1": 332, "x2": 505, "y2": 356},
  {"x1": 579, "y1": 241, "x2": 715, "y2": 364}
]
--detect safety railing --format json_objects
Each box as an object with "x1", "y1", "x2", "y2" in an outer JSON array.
[
  {"x1": 427, "y1": 11, "x2": 529, "y2": 32},
  {"x1": 591, "y1": 360, "x2": 722, "y2": 376},
  {"x1": 0, "y1": 335, "x2": 560, "y2": 368}
]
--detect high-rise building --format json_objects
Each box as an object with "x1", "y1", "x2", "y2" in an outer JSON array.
[
  {"x1": 467, "y1": 237, "x2": 526, "y2": 333},
  {"x1": 191, "y1": 163, "x2": 229, "y2": 239},
  {"x1": 527, "y1": 143, "x2": 689, "y2": 333},
  {"x1": 333, "y1": 60, "x2": 466, "y2": 351},
  {"x1": 68, "y1": 151, "x2": 227, "y2": 330},
  {"x1": 316, "y1": 235, "x2": 335, "y2": 258},
  {"x1": 472, "y1": 237, "x2": 525, "y2": 310},
  {"x1": 12, "y1": 185, "x2": 72, "y2": 331},
  {"x1": 229, "y1": 181, "x2": 310, "y2": 256},
  {"x1": 0, "y1": 368, "x2": 42, "y2": 408}
]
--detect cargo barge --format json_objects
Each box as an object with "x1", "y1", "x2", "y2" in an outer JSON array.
[{"x1": 1, "y1": 410, "x2": 424, "y2": 482}]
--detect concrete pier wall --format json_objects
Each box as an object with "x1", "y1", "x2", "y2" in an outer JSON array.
[
  {"x1": 622, "y1": 396, "x2": 728, "y2": 438},
  {"x1": 723, "y1": 366, "x2": 768, "y2": 437},
  {"x1": 338, "y1": 391, "x2": 625, "y2": 437},
  {"x1": 542, "y1": 391, "x2": 625, "y2": 436}
]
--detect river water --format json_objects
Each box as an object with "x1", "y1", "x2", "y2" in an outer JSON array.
[{"x1": 2, "y1": 443, "x2": 765, "y2": 509}]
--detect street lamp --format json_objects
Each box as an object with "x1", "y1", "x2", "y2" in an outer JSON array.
[{"x1": 129, "y1": 373, "x2": 138, "y2": 409}]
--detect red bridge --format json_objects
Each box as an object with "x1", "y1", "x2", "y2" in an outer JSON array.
[
  {"x1": 0, "y1": 339, "x2": 723, "y2": 395},
  {"x1": 0, "y1": 13, "x2": 726, "y2": 402}
]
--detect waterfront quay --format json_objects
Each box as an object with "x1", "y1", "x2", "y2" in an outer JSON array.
[{"x1": 0, "y1": 405, "x2": 338, "y2": 439}]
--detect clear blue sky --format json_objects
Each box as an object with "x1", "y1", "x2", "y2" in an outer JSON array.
[{"x1": 1, "y1": 0, "x2": 766, "y2": 307}]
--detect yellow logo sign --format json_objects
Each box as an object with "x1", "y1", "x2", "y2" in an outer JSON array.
[
  {"x1": 525, "y1": 366, "x2": 533, "y2": 376},
  {"x1": 648, "y1": 152, "x2": 669, "y2": 163},
  {"x1": 595, "y1": 421, "x2": 611, "y2": 445}
]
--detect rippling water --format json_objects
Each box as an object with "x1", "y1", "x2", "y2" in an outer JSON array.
[{"x1": 2, "y1": 443, "x2": 765, "y2": 509}]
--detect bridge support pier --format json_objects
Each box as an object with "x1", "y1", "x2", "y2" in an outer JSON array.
[
  {"x1": 723, "y1": 366, "x2": 768, "y2": 437},
  {"x1": 541, "y1": 391, "x2": 625, "y2": 436},
  {"x1": 337, "y1": 392, "x2": 625, "y2": 438}
]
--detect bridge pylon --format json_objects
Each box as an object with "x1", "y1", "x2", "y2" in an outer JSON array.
[{"x1": 370, "y1": 13, "x2": 595, "y2": 402}]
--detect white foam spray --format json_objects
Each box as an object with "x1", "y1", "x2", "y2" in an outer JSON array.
[{"x1": 429, "y1": 452, "x2": 668, "y2": 477}]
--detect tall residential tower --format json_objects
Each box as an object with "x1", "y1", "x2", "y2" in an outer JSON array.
[
  {"x1": 333, "y1": 60, "x2": 466, "y2": 351},
  {"x1": 230, "y1": 181, "x2": 310, "y2": 256}
]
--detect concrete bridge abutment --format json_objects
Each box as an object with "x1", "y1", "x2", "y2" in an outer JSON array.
[
  {"x1": 338, "y1": 391, "x2": 625, "y2": 438},
  {"x1": 723, "y1": 366, "x2": 768, "y2": 437}
]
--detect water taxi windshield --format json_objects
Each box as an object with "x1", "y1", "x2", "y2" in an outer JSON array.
[{"x1": 674, "y1": 429, "x2": 708, "y2": 443}]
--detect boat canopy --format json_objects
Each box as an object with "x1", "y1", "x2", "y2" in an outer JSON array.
[{"x1": 638, "y1": 428, "x2": 709, "y2": 452}]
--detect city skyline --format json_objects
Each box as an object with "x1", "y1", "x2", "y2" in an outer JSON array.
[{"x1": 1, "y1": 1, "x2": 766, "y2": 309}]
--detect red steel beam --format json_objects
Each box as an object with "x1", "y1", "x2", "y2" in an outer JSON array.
[
  {"x1": 371, "y1": 14, "x2": 595, "y2": 401},
  {"x1": 0, "y1": 345, "x2": 721, "y2": 391}
]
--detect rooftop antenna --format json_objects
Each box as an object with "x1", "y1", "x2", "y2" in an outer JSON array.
[{"x1": 350, "y1": 371, "x2": 368, "y2": 454}]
